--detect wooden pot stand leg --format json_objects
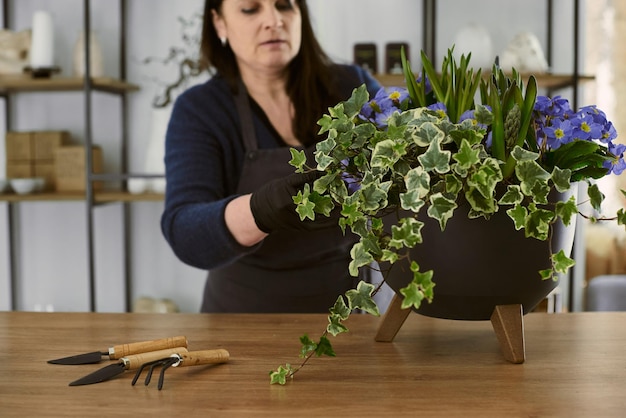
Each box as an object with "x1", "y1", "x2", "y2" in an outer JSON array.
[
  {"x1": 490, "y1": 304, "x2": 525, "y2": 364},
  {"x1": 375, "y1": 295, "x2": 526, "y2": 364}
]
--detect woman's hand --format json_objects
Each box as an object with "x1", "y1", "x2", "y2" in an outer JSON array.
[{"x1": 250, "y1": 171, "x2": 338, "y2": 233}]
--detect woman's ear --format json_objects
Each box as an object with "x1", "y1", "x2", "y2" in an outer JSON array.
[{"x1": 212, "y1": 9, "x2": 226, "y2": 41}]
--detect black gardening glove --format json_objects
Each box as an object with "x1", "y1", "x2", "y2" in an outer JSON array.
[{"x1": 250, "y1": 171, "x2": 339, "y2": 233}]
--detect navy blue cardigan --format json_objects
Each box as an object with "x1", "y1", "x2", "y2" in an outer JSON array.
[{"x1": 161, "y1": 64, "x2": 380, "y2": 270}]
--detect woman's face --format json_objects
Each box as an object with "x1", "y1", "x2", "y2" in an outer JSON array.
[{"x1": 212, "y1": 0, "x2": 302, "y2": 77}]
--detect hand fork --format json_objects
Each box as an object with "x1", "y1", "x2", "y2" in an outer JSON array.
[{"x1": 131, "y1": 348, "x2": 229, "y2": 390}]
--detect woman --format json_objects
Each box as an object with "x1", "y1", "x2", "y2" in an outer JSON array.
[{"x1": 161, "y1": 0, "x2": 380, "y2": 312}]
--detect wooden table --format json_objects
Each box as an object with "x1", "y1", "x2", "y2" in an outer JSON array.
[{"x1": 1, "y1": 312, "x2": 625, "y2": 417}]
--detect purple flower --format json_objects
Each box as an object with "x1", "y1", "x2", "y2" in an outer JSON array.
[
  {"x1": 605, "y1": 143, "x2": 626, "y2": 175},
  {"x1": 570, "y1": 113, "x2": 603, "y2": 141},
  {"x1": 359, "y1": 87, "x2": 407, "y2": 127},
  {"x1": 541, "y1": 118, "x2": 573, "y2": 149}
]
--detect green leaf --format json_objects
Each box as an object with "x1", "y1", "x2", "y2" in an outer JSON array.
[
  {"x1": 399, "y1": 262, "x2": 435, "y2": 309},
  {"x1": 404, "y1": 166, "x2": 431, "y2": 198},
  {"x1": 587, "y1": 183, "x2": 605, "y2": 212},
  {"x1": 499, "y1": 185, "x2": 523, "y2": 206},
  {"x1": 389, "y1": 217, "x2": 424, "y2": 249},
  {"x1": 289, "y1": 148, "x2": 307, "y2": 172},
  {"x1": 524, "y1": 204, "x2": 554, "y2": 240},
  {"x1": 348, "y1": 243, "x2": 375, "y2": 277},
  {"x1": 427, "y1": 192, "x2": 458, "y2": 230},
  {"x1": 553, "y1": 250, "x2": 576, "y2": 275},
  {"x1": 371, "y1": 139, "x2": 407, "y2": 169},
  {"x1": 617, "y1": 208, "x2": 626, "y2": 227},
  {"x1": 329, "y1": 295, "x2": 351, "y2": 320},
  {"x1": 314, "y1": 336, "x2": 336, "y2": 357},
  {"x1": 345, "y1": 281, "x2": 380, "y2": 316},
  {"x1": 539, "y1": 269, "x2": 553, "y2": 281},
  {"x1": 555, "y1": 196, "x2": 578, "y2": 226},
  {"x1": 453, "y1": 138, "x2": 481, "y2": 170},
  {"x1": 269, "y1": 364, "x2": 293, "y2": 385},
  {"x1": 399, "y1": 282, "x2": 424, "y2": 310},
  {"x1": 327, "y1": 314, "x2": 349, "y2": 336},
  {"x1": 343, "y1": 85, "x2": 371, "y2": 118},
  {"x1": 507, "y1": 204, "x2": 528, "y2": 230},
  {"x1": 299, "y1": 334, "x2": 317, "y2": 358},
  {"x1": 418, "y1": 138, "x2": 451, "y2": 173},
  {"x1": 551, "y1": 167, "x2": 572, "y2": 193},
  {"x1": 293, "y1": 184, "x2": 316, "y2": 220}
]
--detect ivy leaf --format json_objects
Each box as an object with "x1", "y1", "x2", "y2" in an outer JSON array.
[
  {"x1": 359, "y1": 181, "x2": 389, "y2": 213},
  {"x1": 345, "y1": 281, "x2": 380, "y2": 316},
  {"x1": 427, "y1": 192, "x2": 458, "y2": 230},
  {"x1": 299, "y1": 334, "x2": 317, "y2": 358},
  {"x1": 327, "y1": 314, "x2": 349, "y2": 336},
  {"x1": 553, "y1": 250, "x2": 576, "y2": 275},
  {"x1": 315, "y1": 336, "x2": 336, "y2": 357},
  {"x1": 499, "y1": 185, "x2": 523, "y2": 206},
  {"x1": 400, "y1": 190, "x2": 426, "y2": 213},
  {"x1": 404, "y1": 166, "x2": 431, "y2": 198},
  {"x1": 539, "y1": 269, "x2": 553, "y2": 281},
  {"x1": 524, "y1": 204, "x2": 554, "y2": 240},
  {"x1": 348, "y1": 243, "x2": 374, "y2": 276},
  {"x1": 371, "y1": 139, "x2": 407, "y2": 169},
  {"x1": 269, "y1": 364, "x2": 293, "y2": 385},
  {"x1": 555, "y1": 195, "x2": 578, "y2": 226},
  {"x1": 399, "y1": 262, "x2": 435, "y2": 309},
  {"x1": 515, "y1": 160, "x2": 550, "y2": 196},
  {"x1": 343, "y1": 84, "x2": 370, "y2": 118},
  {"x1": 551, "y1": 167, "x2": 572, "y2": 193},
  {"x1": 453, "y1": 139, "x2": 481, "y2": 170},
  {"x1": 399, "y1": 282, "x2": 424, "y2": 310},
  {"x1": 418, "y1": 138, "x2": 451, "y2": 174},
  {"x1": 289, "y1": 148, "x2": 307, "y2": 172},
  {"x1": 389, "y1": 217, "x2": 424, "y2": 249},
  {"x1": 507, "y1": 204, "x2": 528, "y2": 230},
  {"x1": 587, "y1": 183, "x2": 605, "y2": 212},
  {"x1": 617, "y1": 208, "x2": 626, "y2": 227},
  {"x1": 293, "y1": 184, "x2": 316, "y2": 220},
  {"x1": 329, "y1": 295, "x2": 351, "y2": 320}
]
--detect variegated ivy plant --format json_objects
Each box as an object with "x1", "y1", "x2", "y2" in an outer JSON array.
[{"x1": 269, "y1": 48, "x2": 626, "y2": 385}]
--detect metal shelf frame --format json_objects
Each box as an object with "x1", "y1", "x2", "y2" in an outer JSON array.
[{"x1": 1, "y1": 0, "x2": 156, "y2": 312}]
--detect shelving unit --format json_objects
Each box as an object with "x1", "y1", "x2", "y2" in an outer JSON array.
[
  {"x1": 0, "y1": 0, "x2": 589, "y2": 313},
  {"x1": 1, "y1": 0, "x2": 163, "y2": 312}
]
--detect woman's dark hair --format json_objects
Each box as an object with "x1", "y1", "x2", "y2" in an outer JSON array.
[{"x1": 201, "y1": 0, "x2": 341, "y2": 145}]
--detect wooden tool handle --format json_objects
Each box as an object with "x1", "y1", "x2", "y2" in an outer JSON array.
[
  {"x1": 177, "y1": 349, "x2": 230, "y2": 367},
  {"x1": 122, "y1": 347, "x2": 188, "y2": 370},
  {"x1": 110, "y1": 336, "x2": 188, "y2": 359}
]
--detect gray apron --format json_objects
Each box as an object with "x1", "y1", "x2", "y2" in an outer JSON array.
[{"x1": 201, "y1": 83, "x2": 358, "y2": 313}]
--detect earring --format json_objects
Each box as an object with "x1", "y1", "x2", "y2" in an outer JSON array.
[{"x1": 220, "y1": 37, "x2": 227, "y2": 46}]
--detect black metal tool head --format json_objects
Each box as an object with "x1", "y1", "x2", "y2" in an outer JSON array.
[
  {"x1": 68, "y1": 363, "x2": 126, "y2": 386},
  {"x1": 131, "y1": 355, "x2": 180, "y2": 390}
]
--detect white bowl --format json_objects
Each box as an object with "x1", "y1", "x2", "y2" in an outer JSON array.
[{"x1": 10, "y1": 178, "x2": 43, "y2": 195}]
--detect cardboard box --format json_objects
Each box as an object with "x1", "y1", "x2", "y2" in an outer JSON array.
[
  {"x1": 54, "y1": 146, "x2": 103, "y2": 192},
  {"x1": 33, "y1": 131, "x2": 69, "y2": 161},
  {"x1": 5, "y1": 131, "x2": 33, "y2": 161},
  {"x1": 33, "y1": 161, "x2": 56, "y2": 191},
  {"x1": 6, "y1": 161, "x2": 34, "y2": 178}
]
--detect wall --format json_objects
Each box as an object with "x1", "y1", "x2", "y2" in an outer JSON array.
[{"x1": 0, "y1": 0, "x2": 586, "y2": 312}]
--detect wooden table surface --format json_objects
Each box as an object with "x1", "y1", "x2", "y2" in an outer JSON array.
[{"x1": 1, "y1": 311, "x2": 624, "y2": 417}]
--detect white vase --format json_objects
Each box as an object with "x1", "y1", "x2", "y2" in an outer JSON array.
[
  {"x1": 30, "y1": 10, "x2": 54, "y2": 68},
  {"x1": 128, "y1": 106, "x2": 170, "y2": 194},
  {"x1": 145, "y1": 106, "x2": 170, "y2": 193},
  {"x1": 73, "y1": 30, "x2": 104, "y2": 77},
  {"x1": 452, "y1": 23, "x2": 494, "y2": 70}
]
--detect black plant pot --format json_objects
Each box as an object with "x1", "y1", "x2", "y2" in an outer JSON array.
[{"x1": 382, "y1": 188, "x2": 577, "y2": 321}]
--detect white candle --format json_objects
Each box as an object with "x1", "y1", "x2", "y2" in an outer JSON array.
[{"x1": 29, "y1": 10, "x2": 54, "y2": 68}]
